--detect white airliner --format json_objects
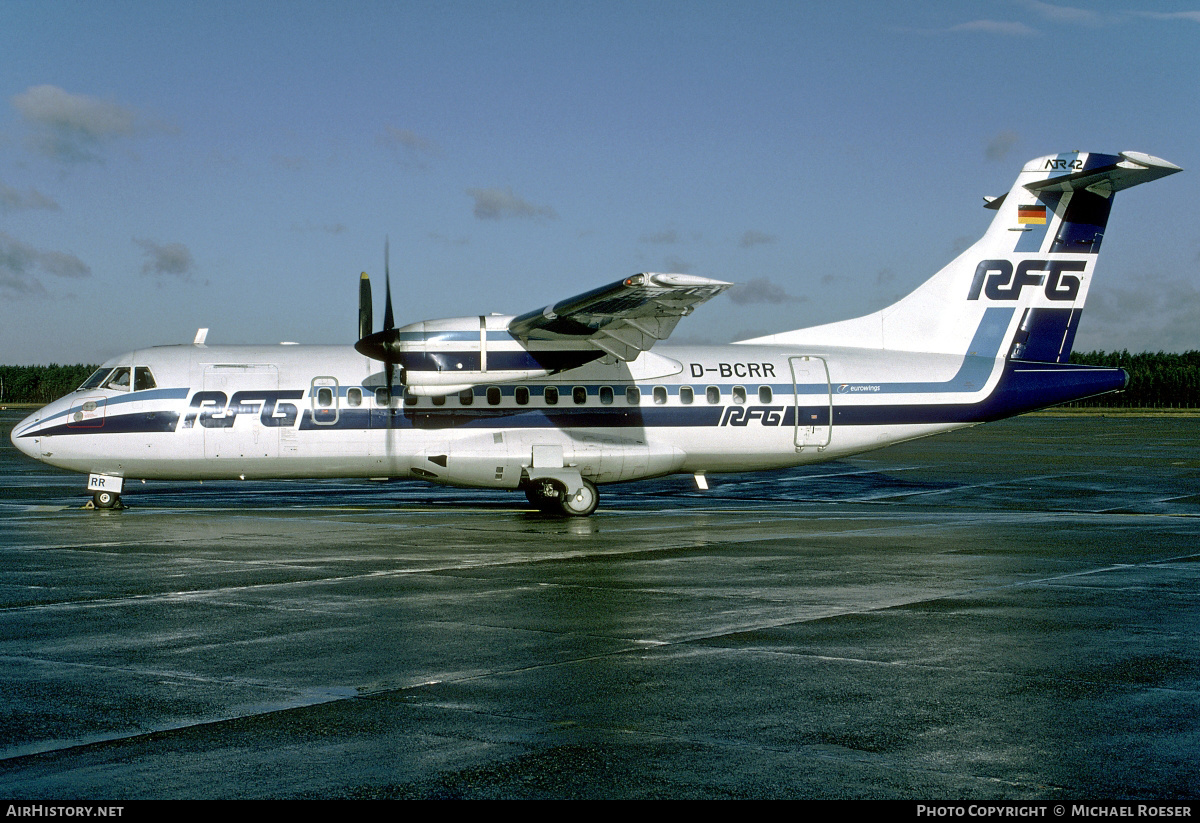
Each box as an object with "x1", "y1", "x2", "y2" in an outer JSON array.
[{"x1": 11, "y1": 151, "x2": 1182, "y2": 515}]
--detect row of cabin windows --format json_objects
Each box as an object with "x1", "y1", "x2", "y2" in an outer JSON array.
[{"x1": 320, "y1": 384, "x2": 775, "y2": 408}]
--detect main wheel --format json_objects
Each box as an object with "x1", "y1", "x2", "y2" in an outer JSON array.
[
  {"x1": 93, "y1": 490, "x2": 119, "y2": 509},
  {"x1": 558, "y1": 479, "x2": 598, "y2": 517}
]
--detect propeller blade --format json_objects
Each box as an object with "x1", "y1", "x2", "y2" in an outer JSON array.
[
  {"x1": 383, "y1": 238, "x2": 395, "y2": 332},
  {"x1": 351, "y1": 239, "x2": 401, "y2": 403},
  {"x1": 382, "y1": 239, "x2": 398, "y2": 400},
  {"x1": 358, "y1": 272, "x2": 373, "y2": 341}
]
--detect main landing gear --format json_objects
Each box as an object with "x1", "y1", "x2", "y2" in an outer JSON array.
[{"x1": 523, "y1": 477, "x2": 599, "y2": 517}]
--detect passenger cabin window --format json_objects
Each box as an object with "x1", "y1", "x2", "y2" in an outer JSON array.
[
  {"x1": 599, "y1": 386, "x2": 614, "y2": 405},
  {"x1": 375, "y1": 388, "x2": 389, "y2": 406},
  {"x1": 317, "y1": 387, "x2": 334, "y2": 406},
  {"x1": 404, "y1": 391, "x2": 418, "y2": 406},
  {"x1": 759, "y1": 386, "x2": 773, "y2": 403},
  {"x1": 487, "y1": 387, "x2": 502, "y2": 405},
  {"x1": 431, "y1": 394, "x2": 446, "y2": 406},
  {"x1": 706, "y1": 386, "x2": 720, "y2": 404},
  {"x1": 347, "y1": 388, "x2": 363, "y2": 407},
  {"x1": 732, "y1": 386, "x2": 747, "y2": 404},
  {"x1": 544, "y1": 386, "x2": 559, "y2": 405},
  {"x1": 653, "y1": 386, "x2": 668, "y2": 405},
  {"x1": 626, "y1": 386, "x2": 640, "y2": 404},
  {"x1": 679, "y1": 386, "x2": 694, "y2": 405},
  {"x1": 573, "y1": 386, "x2": 587, "y2": 405},
  {"x1": 459, "y1": 389, "x2": 474, "y2": 406},
  {"x1": 515, "y1": 387, "x2": 529, "y2": 405},
  {"x1": 134, "y1": 367, "x2": 156, "y2": 391}
]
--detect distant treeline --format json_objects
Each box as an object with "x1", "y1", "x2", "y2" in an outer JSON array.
[
  {"x1": 1068, "y1": 351, "x2": 1200, "y2": 409},
  {"x1": 0, "y1": 364, "x2": 97, "y2": 404},
  {"x1": 1, "y1": 353, "x2": 1199, "y2": 408}
]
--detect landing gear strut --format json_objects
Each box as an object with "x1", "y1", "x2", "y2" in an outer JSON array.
[{"x1": 524, "y1": 479, "x2": 561, "y2": 512}]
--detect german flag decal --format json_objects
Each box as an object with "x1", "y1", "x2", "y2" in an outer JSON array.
[{"x1": 1017, "y1": 204, "x2": 1047, "y2": 224}]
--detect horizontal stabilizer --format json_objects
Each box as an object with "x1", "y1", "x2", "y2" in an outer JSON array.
[{"x1": 1024, "y1": 151, "x2": 1181, "y2": 196}]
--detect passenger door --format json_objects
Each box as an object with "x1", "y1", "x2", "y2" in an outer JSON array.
[{"x1": 789, "y1": 356, "x2": 832, "y2": 451}]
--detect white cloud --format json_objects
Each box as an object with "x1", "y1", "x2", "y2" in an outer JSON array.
[
  {"x1": 377, "y1": 126, "x2": 442, "y2": 168},
  {"x1": 985, "y1": 130, "x2": 1020, "y2": 162},
  {"x1": 1018, "y1": 1, "x2": 1103, "y2": 26},
  {"x1": 640, "y1": 229, "x2": 679, "y2": 244},
  {"x1": 727, "y1": 277, "x2": 804, "y2": 305},
  {"x1": 273, "y1": 154, "x2": 309, "y2": 171},
  {"x1": 947, "y1": 20, "x2": 1041, "y2": 36},
  {"x1": 465, "y1": 187, "x2": 556, "y2": 220},
  {"x1": 0, "y1": 180, "x2": 60, "y2": 213},
  {"x1": 135, "y1": 238, "x2": 194, "y2": 278},
  {"x1": 1131, "y1": 11, "x2": 1200, "y2": 24},
  {"x1": 1080, "y1": 274, "x2": 1200, "y2": 352},
  {"x1": 739, "y1": 230, "x2": 777, "y2": 248},
  {"x1": 292, "y1": 221, "x2": 348, "y2": 235},
  {"x1": 0, "y1": 231, "x2": 90, "y2": 298},
  {"x1": 11, "y1": 85, "x2": 174, "y2": 165}
]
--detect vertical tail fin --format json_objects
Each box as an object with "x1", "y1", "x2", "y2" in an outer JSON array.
[{"x1": 739, "y1": 151, "x2": 1181, "y2": 360}]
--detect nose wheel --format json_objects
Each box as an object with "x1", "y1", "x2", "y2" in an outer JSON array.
[{"x1": 91, "y1": 490, "x2": 123, "y2": 509}]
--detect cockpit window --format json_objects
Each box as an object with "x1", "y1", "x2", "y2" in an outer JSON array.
[
  {"x1": 102, "y1": 367, "x2": 132, "y2": 392},
  {"x1": 79, "y1": 368, "x2": 112, "y2": 390},
  {"x1": 134, "y1": 367, "x2": 156, "y2": 391}
]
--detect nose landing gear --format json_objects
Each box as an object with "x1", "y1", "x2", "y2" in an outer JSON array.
[{"x1": 87, "y1": 490, "x2": 124, "y2": 510}]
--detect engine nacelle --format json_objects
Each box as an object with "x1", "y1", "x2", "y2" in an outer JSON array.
[{"x1": 363, "y1": 314, "x2": 603, "y2": 397}]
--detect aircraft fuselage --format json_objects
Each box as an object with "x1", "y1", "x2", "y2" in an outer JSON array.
[{"x1": 11, "y1": 338, "x2": 1124, "y2": 489}]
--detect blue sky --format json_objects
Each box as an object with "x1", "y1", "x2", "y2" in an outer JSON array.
[{"x1": 1, "y1": 0, "x2": 1197, "y2": 364}]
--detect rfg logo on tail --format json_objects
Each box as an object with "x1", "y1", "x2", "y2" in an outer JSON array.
[{"x1": 967, "y1": 259, "x2": 1086, "y2": 302}]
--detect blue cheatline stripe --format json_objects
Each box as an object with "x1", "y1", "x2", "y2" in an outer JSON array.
[
  {"x1": 393, "y1": 350, "x2": 602, "y2": 373},
  {"x1": 292, "y1": 361, "x2": 1125, "y2": 432},
  {"x1": 818, "y1": 306, "x2": 1013, "y2": 396},
  {"x1": 15, "y1": 388, "x2": 191, "y2": 433},
  {"x1": 24, "y1": 360, "x2": 1125, "y2": 438},
  {"x1": 390, "y1": 331, "x2": 526, "y2": 343},
  {"x1": 20, "y1": 412, "x2": 182, "y2": 438}
]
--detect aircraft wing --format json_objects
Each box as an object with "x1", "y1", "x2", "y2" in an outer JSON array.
[{"x1": 507, "y1": 273, "x2": 732, "y2": 361}]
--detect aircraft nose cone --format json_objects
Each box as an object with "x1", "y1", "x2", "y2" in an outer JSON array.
[{"x1": 10, "y1": 409, "x2": 45, "y2": 460}]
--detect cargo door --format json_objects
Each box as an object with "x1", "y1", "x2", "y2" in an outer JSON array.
[{"x1": 202, "y1": 364, "x2": 280, "y2": 460}]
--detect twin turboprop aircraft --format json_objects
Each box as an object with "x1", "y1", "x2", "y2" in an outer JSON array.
[{"x1": 11, "y1": 151, "x2": 1182, "y2": 515}]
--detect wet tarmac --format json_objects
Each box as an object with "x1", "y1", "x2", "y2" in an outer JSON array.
[{"x1": 1, "y1": 410, "x2": 1198, "y2": 799}]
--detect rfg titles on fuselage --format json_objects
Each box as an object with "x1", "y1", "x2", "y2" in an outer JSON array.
[{"x1": 180, "y1": 391, "x2": 304, "y2": 429}]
